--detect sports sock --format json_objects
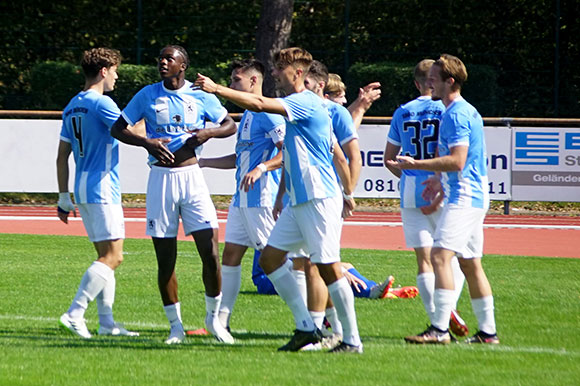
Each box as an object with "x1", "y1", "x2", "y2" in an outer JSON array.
[
  {"x1": 219, "y1": 265, "x2": 242, "y2": 328},
  {"x1": 417, "y1": 272, "x2": 435, "y2": 323},
  {"x1": 309, "y1": 311, "x2": 325, "y2": 329},
  {"x1": 432, "y1": 288, "x2": 455, "y2": 331},
  {"x1": 68, "y1": 261, "x2": 112, "y2": 320},
  {"x1": 451, "y1": 257, "x2": 466, "y2": 305},
  {"x1": 328, "y1": 277, "x2": 361, "y2": 346},
  {"x1": 347, "y1": 268, "x2": 375, "y2": 298},
  {"x1": 471, "y1": 296, "x2": 497, "y2": 335},
  {"x1": 292, "y1": 269, "x2": 307, "y2": 306},
  {"x1": 97, "y1": 270, "x2": 116, "y2": 329},
  {"x1": 325, "y1": 307, "x2": 343, "y2": 336},
  {"x1": 267, "y1": 264, "x2": 315, "y2": 331},
  {"x1": 163, "y1": 302, "x2": 183, "y2": 330}
]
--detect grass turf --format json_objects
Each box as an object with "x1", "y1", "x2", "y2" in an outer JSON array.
[{"x1": 1, "y1": 234, "x2": 579, "y2": 385}]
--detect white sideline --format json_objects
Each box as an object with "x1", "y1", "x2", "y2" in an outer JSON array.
[{"x1": 1, "y1": 215, "x2": 579, "y2": 230}]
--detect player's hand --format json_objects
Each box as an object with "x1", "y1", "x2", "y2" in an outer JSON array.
[
  {"x1": 146, "y1": 138, "x2": 174, "y2": 165},
  {"x1": 342, "y1": 196, "x2": 355, "y2": 219},
  {"x1": 272, "y1": 198, "x2": 284, "y2": 221},
  {"x1": 385, "y1": 155, "x2": 416, "y2": 170},
  {"x1": 421, "y1": 176, "x2": 443, "y2": 202},
  {"x1": 343, "y1": 269, "x2": 368, "y2": 292},
  {"x1": 57, "y1": 192, "x2": 76, "y2": 224},
  {"x1": 240, "y1": 168, "x2": 263, "y2": 192},
  {"x1": 420, "y1": 202, "x2": 439, "y2": 215},
  {"x1": 186, "y1": 128, "x2": 211, "y2": 147},
  {"x1": 358, "y1": 82, "x2": 381, "y2": 107},
  {"x1": 194, "y1": 73, "x2": 219, "y2": 94}
]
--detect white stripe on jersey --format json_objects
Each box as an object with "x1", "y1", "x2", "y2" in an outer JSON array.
[
  {"x1": 238, "y1": 151, "x2": 251, "y2": 207},
  {"x1": 79, "y1": 172, "x2": 88, "y2": 203},
  {"x1": 402, "y1": 175, "x2": 417, "y2": 207}
]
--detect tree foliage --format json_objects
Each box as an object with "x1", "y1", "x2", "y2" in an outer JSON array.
[{"x1": 0, "y1": 0, "x2": 577, "y2": 116}]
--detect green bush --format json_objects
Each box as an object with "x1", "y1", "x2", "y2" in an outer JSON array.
[
  {"x1": 346, "y1": 62, "x2": 500, "y2": 117},
  {"x1": 27, "y1": 61, "x2": 231, "y2": 110}
]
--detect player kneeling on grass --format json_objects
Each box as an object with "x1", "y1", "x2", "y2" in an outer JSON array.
[{"x1": 56, "y1": 48, "x2": 138, "y2": 339}]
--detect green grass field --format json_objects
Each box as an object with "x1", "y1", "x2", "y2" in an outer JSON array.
[{"x1": 1, "y1": 233, "x2": 579, "y2": 385}]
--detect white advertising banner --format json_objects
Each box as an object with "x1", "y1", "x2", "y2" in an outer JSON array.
[
  {"x1": 1, "y1": 119, "x2": 577, "y2": 202},
  {"x1": 511, "y1": 127, "x2": 580, "y2": 201}
]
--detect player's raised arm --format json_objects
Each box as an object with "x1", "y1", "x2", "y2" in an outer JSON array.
[{"x1": 195, "y1": 73, "x2": 287, "y2": 117}]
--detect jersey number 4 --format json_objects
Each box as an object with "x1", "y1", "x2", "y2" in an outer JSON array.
[
  {"x1": 402, "y1": 119, "x2": 439, "y2": 160},
  {"x1": 71, "y1": 115, "x2": 84, "y2": 157}
]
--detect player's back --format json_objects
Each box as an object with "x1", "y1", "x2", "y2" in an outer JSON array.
[
  {"x1": 61, "y1": 90, "x2": 121, "y2": 204},
  {"x1": 389, "y1": 96, "x2": 444, "y2": 207}
]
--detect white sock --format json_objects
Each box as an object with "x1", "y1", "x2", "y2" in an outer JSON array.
[
  {"x1": 219, "y1": 265, "x2": 242, "y2": 328},
  {"x1": 472, "y1": 296, "x2": 497, "y2": 335},
  {"x1": 417, "y1": 272, "x2": 435, "y2": 323},
  {"x1": 97, "y1": 270, "x2": 116, "y2": 328},
  {"x1": 292, "y1": 269, "x2": 307, "y2": 306},
  {"x1": 68, "y1": 261, "x2": 112, "y2": 320},
  {"x1": 267, "y1": 264, "x2": 314, "y2": 331},
  {"x1": 432, "y1": 288, "x2": 455, "y2": 331},
  {"x1": 205, "y1": 293, "x2": 222, "y2": 320},
  {"x1": 451, "y1": 257, "x2": 466, "y2": 306},
  {"x1": 163, "y1": 302, "x2": 183, "y2": 330},
  {"x1": 309, "y1": 311, "x2": 325, "y2": 329},
  {"x1": 328, "y1": 277, "x2": 361, "y2": 346},
  {"x1": 325, "y1": 307, "x2": 343, "y2": 336}
]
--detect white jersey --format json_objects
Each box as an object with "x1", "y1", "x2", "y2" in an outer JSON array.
[
  {"x1": 277, "y1": 90, "x2": 340, "y2": 206},
  {"x1": 60, "y1": 89, "x2": 121, "y2": 204},
  {"x1": 121, "y1": 80, "x2": 228, "y2": 165},
  {"x1": 233, "y1": 111, "x2": 285, "y2": 208}
]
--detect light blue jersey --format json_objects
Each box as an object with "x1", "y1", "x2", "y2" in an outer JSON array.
[
  {"x1": 277, "y1": 90, "x2": 339, "y2": 206},
  {"x1": 60, "y1": 90, "x2": 121, "y2": 204},
  {"x1": 327, "y1": 101, "x2": 357, "y2": 146},
  {"x1": 121, "y1": 80, "x2": 228, "y2": 165},
  {"x1": 438, "y1": 97, "x2": 489, "y2": 209},
  {"x1": 233, "y1": 111, "x2": 286, "y2": 208},
  {"x1": 388, "y1": 96, "x2": 445, "y2": 208}
]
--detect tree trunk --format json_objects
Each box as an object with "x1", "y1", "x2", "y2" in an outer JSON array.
[{"x1": 255, "y1": 0, "x2": 294, "y2": 97}]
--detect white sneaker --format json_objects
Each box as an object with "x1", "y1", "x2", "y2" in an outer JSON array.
[
  {"x1": 321, "y1": 333, "x2": 343, "y2": 349},
  {"x1": 300, "y1": 342, "x2": 322, "y2": 351},
  {"x1": 98, "y1": 323, "x2": 139, "y2": 337},
  {"x1": 165, "y1": 325, "x2": 185, "y2": 345},
  {"x1": 59, "y1": 313, "x2": 92, "y2": 339},
  {"x1": 205, "y1": 313, "x2": 234, "y2": 344}
]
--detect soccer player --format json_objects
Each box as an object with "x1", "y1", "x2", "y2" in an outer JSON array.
[
  {"x1": 57, "y1": 47, "x2": 138, "y2": 339},
  {"x1": 195, "y1": 47, "x2": 363, "y2": 353},
  {"x1": 110, "y1": 45, "x2": 237, "y2": 345},
  {"x1": 387, "y1": 54, "x2": 499, "y2": 345},
  {"x1": 198, "y1": 59, "x2": 286, "y2": 332},
  {"x1": 384, "y1": 59, "x2": 469, "y2": 337}
]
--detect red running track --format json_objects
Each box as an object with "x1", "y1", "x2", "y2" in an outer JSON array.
[{"x1": 0, "y1": 206, "x2": 578, "y2": 258}]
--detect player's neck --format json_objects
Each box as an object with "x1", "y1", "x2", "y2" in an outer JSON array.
[
  {"x1": 84, "y1": 79, "x2": 105, "y2": 95},
  {"x1": 443, "y1": 91, "x2": 461, "y2": 107},
  {"x1": 163, "y1": 77, "x2": 186, "y2": 90}
]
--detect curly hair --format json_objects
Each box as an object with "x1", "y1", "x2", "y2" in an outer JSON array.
[{"x1": 80, "y1": 48, "x2": 122, "y2": 79}]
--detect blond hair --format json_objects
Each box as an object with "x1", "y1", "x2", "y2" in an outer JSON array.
[
  {"x1": 414, "y1": 59, "x2": 435, "y2": 87},
  {"x1": 434, "y1": 54, "x2": 467, "y2": 91},
  {"x1": 273, "y1": 47, "x2": 313, "y2": 72},
  {"x1": 324, "y1": 73, "x2": 346, "y2": 96}
]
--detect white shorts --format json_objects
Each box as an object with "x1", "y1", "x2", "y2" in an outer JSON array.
[
  {"x1": 146, "y1": 164, "x2": 218, "y2": 238},
  {"x1": 267, "y1": 195, "x2": 342, "y2": 264},
  {"x1": 78, "y1": 203, "x2": 125, "y2": 243},
  {"x1": 224, "y1": 205, "x2": 276, "y2": 250},
  {"x1": 433, "y1": 204, "x2": 487, "y2": 258},
  {"x1": 401, "y1": 207, "x2": 441, "y2": 248}
]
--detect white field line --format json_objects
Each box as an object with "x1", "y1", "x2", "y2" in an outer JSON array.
[
  {"x1": 1, "y1": 314, "x2": 578, "y2": 357},
  {"x1": 1, "y1": 215, "x2": 579, "y2": 230}
]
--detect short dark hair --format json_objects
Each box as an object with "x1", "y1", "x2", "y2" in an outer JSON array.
[
  {"x1": 231, "y1": 59, "x2": 265, "y2": 77},
  {"x1": 80, "y1": 48, "x2": 122, "y2": 79},
  {"x1": 307, "y1": 60, "x2": 329, "y2": 84},
  {"x1": 164, "y1": 45, "x2": 190, "y2": 69}
]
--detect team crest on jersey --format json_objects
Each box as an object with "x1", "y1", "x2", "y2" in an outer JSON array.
[
  {"x1": 172, "y1": 114, "x2": 182, "y2": 124},
  {"x1": 148, "y1": 219, "x2": 155, "y2": 230}
]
